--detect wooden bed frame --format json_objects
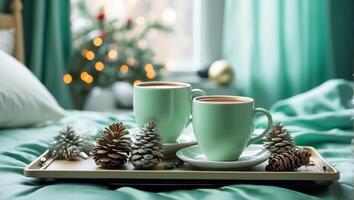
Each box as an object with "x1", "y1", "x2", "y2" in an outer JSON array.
[{"x1": 0, "y1": 0, "x2": 24, "y2": 63}]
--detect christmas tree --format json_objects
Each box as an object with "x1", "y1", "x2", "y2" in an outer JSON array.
[{"x1": 63, "y1": 1, "x2": 172, "y2": 108}]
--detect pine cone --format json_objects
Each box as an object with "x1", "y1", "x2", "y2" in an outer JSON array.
[
  {"x1": 64, "y1": 146, "x2": 81, "y2": 160},
  {"x1": 130, "y1": 120, "x2": 164, "y2": 169},
  {"x1": 266, "y1": 148, "x2": 311, "y2": 171},
  {"x1": 264, "y1": 123, "x2": 295, "y2": 154},
  {"x1": 93, "y1": 122, "x2": 132, "y2": 169},
  {"x1": 50, "y1": 126, "x2": 84, "y2": 160}
]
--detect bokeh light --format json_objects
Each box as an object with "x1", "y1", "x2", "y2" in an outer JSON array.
[
  {"x1": 85, "y1": 75, "x2": 93, "y2": 84},
  {"x1": 95, "y1": 61, "x2": 105, "y2": 71},
  {"x1": 108, "y1": 49, "x2": 118, "y2": 60},
  {"x1": 63, "y1": 73, "x2": 72, "y2": 84},
  {"x1": 136, "y1": 16, "x2": 146, "y2": 25},
  {"x1": 120, "y1": 64, "x2": 129, "y2": 74},
  {"x1": 144, "y1": 63, "x2": 154, "y2": 72},
  {"x1": 80, "y1": 71, "x2": 89, "y2": 81},
  {"x1": 146, "y1": 70, "x2": 156, "y2": 79},
  {"x1": 85, "y1": 50, "x2": 95, "y2": 61},
  {"x1": 93, "y1": 37, "x2": 103, "y2": 47}
]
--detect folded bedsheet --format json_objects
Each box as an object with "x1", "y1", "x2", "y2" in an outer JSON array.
[{"x1": 0, "y1": 79, "x2": 352, "y2": 200}]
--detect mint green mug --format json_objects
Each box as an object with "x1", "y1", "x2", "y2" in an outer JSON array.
[
  {"x1": 134, "y1": 81, "x2": 205, "y2": 143},
  {"x1": 193, "y1": 95, "x2": 273, "y2": 161}
]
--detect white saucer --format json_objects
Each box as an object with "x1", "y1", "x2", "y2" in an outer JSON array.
[
  {"x1": 176, "y1": 145, "x2": 270, "y2": 170},
  {"x1": 129, "y1": 126, "x2": 197, "y2": 156}
]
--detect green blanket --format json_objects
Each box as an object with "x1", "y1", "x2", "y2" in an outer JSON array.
[{"x1": 0, "y1": 79, "x2": 353, "y2": 200}]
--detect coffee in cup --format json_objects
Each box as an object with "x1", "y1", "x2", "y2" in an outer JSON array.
[
  {"x1": 134, "y1": 81, "x2": 205, "y2": 143},
  {"x1": 192, "y1": 95, "x2": 272, "y2": 161}
]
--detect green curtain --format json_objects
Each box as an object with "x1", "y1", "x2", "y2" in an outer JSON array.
[
  {"x1": 0, "y1": 0, "x2": 10, "y2": 12},
  {"x1": 223, "y1": 0, "x2": 353, "y2": 108},
  {"x1": 329, "y1": 0, "x2": 354, "y2": 80},
  {"x1": 23, "y1": 0, "x2": 72, "y2": 108}
]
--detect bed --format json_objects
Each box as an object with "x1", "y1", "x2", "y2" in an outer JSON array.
[
  {"x1": 0, "y1": 1, "x2": 352, "y2": 199},
  {"x1": 0, "y1": 79, "x2": 352, "y2": 200},
  {"x1": 0, "y1": 0, "x2": 24, "y2": 63}
]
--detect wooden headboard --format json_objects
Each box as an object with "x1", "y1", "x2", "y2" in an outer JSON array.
[{"x1": 0, "y1": 0, "x2": 24, "y2": 63}]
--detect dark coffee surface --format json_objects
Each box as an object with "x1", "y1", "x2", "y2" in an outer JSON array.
[
  {"x1": 197, "y1": 97, "x2": 250, "y2": 103},
  {"x1": 138, "y1": 82, "x2": 187, "y2": 88}
]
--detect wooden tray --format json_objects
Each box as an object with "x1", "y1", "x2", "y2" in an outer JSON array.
[{"x1": 24, "y1": 146, "x2": 339, "y2": 186}]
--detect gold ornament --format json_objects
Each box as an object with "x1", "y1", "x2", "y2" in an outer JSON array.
[{"x1": 208, "y1": 60, "x2": 234, "y2": 86}]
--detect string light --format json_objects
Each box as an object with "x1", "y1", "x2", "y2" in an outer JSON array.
[
  {"x1": 144, "y1": 63, "x2": 154, "y2": 72},
  {"x1": 63, "y1": 73, "x2": 72, "y2": 84},
  {"x1": 133, "y1": 80, "x2": 142, "y2": 85},
  {"x1": 85, "y1": 50, "x2": 95, "y2": 61},
  {"x1": 146, "y1": 69, "x2": 156, "y2": 79},
  {"x1": 144, "y1": 63, "x2": 156, "y2": 79},
  {"x1": 108, "y1": 49, "x2": 118, "y2": 60},
  {"x1": 93, "y1": 37, "x2": 103, "y2": 47},
  {"x1": 126, "y1": 57, "x2": 136, "y2": 66},
  {"x1": 85, "y1": 75, "x2": 93, "y2": 84},
  {"x1": 80, "y1": 71, "x2": 89, "y2": 81},
  {"x1": 120, "y1": 64, "x2": 129, "y2": 74},
  {"x1": 95, "y1": 61, "x2": 105, "y2": 71},
  {"x1": 136, "y1": 16, "x2": 146, "y2": 25},
  {"x1": 80, "y1": 71, "x2": 94, "y2": 84}
]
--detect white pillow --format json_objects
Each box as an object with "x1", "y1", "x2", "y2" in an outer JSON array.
[
  {"x1": 0, "y1": 28, "x2": 14, "y2": 54},
  {"x1": 0, "y1": 50, "x2": 65, "y2": 128}
]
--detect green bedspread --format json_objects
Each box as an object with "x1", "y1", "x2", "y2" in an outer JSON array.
[{"x1": 0, "y1": 79, "x2": 353, "y2": 200}]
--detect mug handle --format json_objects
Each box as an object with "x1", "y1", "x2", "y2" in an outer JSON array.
[
  {"x1": 248, "y1": 108, "x2": 273, "y2": 145},
  {"x1": 186, "y1": 89, "x2": 206, "y2": 127}
]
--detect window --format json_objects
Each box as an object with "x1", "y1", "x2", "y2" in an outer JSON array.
[{"x1": 71, "y1": 0, "x2": 201, "y2": 71}]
